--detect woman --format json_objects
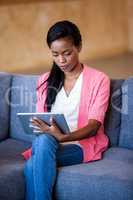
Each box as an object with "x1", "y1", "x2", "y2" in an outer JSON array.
[{"x1": 23, "y1": 20, "x2": 110, "y2": 200}]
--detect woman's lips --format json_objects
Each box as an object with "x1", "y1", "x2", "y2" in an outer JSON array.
[{"x1": 60, "y1": 65, "x2": 68, "y2": 70}]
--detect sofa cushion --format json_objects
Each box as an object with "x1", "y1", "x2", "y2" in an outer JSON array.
[
  {"x1": 119, "y1": 77, "x2": 133, "y2": 149},
  {"x1": 103, "y1": 147, "x2": 133, "y2": 162},
  {"x1": 0, "y1": 73, "x2": 12, "y2": 141},
  {"x1": 55, "y1": 147, "x2": 133, "y2": 200},
  {"x1": 104, "y1": 79, "x2": 124, "y2": 147},
  {"x1": 0, "y1": 138, "x2": 30, "y2": 200},
  {"x1": 10, "y1": 74, "x2": 38, "y2": 142}
]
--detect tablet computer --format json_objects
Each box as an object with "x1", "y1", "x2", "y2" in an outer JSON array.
[{"x1": 17, "y1": 112, "x2": 70, "y2": 135}]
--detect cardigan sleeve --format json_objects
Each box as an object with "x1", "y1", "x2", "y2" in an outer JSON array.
[{"x1": 88, "y1": 75, "x2": 110, "y2": 124}]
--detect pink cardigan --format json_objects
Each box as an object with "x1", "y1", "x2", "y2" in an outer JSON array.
[{"x1": 22, "y1": 64, "x2": 110, "y2": 163}]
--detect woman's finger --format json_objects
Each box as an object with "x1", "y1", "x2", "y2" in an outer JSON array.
[
  {"x1": 32, "y1": 118, "x2": 51, "y2": 133},
  {"x1": 31, "y1": 119, "x2": 41, "y2": 127},
  {"x1": 32, "y1": 117, "x2": 43, "y2": 125},
  {"x1": 33, "y1": 118, "x2": 50, "y2": 127}
]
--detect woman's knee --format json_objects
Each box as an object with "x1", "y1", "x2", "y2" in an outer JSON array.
[{"x1": 32, "y1": 134, "x2": 59, "y2": 154}]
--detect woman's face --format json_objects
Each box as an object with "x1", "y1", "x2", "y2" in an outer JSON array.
[{"x1": 50, "y1": 37, "x2": 81, "y2": 73}]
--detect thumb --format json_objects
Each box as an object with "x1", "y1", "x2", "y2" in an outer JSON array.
[
  {"x1": 50, "y1": 116, "x2": 56, "y2": 125},
  {"x1": 49, "y1": 116, "x2": 53, "y2": 125},
  {"x1": 50, "y1": 116, "x2": 57, "y2": 127}
]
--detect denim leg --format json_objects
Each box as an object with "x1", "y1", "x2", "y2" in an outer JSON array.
[
  {"x1": 57, "y1": 144, "x2": 83, "y2": 167},
  {"x1": 24, "y1": 135, "x2": 83, "y2": 200},
  {"x1": 24, "y1": 157, "x2": 35, "y2": 200},
  {"x1": 32, "y1": 134, "x2": 59, "y2": 200}
]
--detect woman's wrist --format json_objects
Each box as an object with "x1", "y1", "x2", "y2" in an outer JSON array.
[{"x1": 59, "y1": 133, "x2": 71, "y2": 143}]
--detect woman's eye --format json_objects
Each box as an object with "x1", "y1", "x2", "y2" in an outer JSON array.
[
  {"x1": 53, "y1": 54, "x2": 58, "y2": 57},
  {"x1": 64, "y1": 52, "x2": 71, "y2": 56}
]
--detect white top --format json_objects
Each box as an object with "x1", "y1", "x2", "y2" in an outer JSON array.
[{"x1": 51, "y1": 72, "x2": 83, "y2": 132}]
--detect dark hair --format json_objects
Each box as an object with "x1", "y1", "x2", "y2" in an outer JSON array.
[{"x1": 38, "y1": 20, "x2": 82, "y2": 112}]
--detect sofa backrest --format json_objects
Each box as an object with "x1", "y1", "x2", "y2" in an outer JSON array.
[
  {"x1": 0, "y1": 73, "x2": 12, "y2": 141},
  {"x1": 9, "y1": 73, "x2": 123, "y2": 146},
  {"x1": 119, "y1": 77, "x2": 133, "y2": 149},
  {"x1": 104, "y1": 79, "x2": 124, "y2": 147},
  {"x1": 9, "y1": 74, "x2": 38, "y2": 142},
  {"x1": 7, "y1": 73, "x2": 133, "y2": 150},
  {"x1": 105, "y1": 77, "x2": 133, "y2": 150}
]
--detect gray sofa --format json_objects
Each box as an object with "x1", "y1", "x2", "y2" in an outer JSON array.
[{"x1": 0, "y1": 72, "x2": 133, "y2": 200}]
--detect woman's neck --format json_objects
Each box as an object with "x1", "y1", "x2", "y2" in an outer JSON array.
[{"x1": 64, "y1": 63, "x2": 83, "y2": 80}]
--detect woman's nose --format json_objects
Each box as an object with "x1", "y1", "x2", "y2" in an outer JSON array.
[{"x1": 58, "y1": 55, "x2": 66, "y2": 63}]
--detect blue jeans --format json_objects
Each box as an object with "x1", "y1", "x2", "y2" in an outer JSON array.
[{"x1": 24, "y1": 134, "x2": 83, "y2": 200}]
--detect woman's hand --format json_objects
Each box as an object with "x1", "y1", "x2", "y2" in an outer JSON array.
[{"x1": 31, "y1": 117, "x2": 65, "y2": 142}]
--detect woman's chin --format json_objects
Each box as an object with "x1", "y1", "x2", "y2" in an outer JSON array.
[{"x1": 60, "y1": 66, "x2": 70, "y2": 72}]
